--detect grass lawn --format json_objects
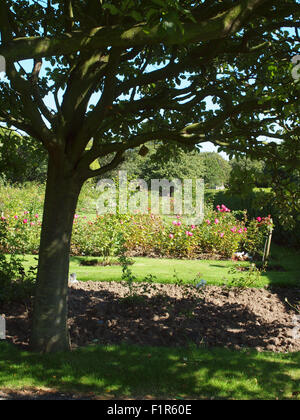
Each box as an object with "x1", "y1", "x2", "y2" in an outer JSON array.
[
  {"x1": 2, "y1": 244, "x2": 299, "y2": 399},
  {"x1": 20, "y1": 244, "x2": 300, "y2": 288},
  {"x1": 0, "y1": 342, "x2": 299, "y2": 400}
]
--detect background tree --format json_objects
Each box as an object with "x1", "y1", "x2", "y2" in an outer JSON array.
[
  {"x1": 228, "y1": 157, "x2": 269, "y2": 193},
  {"x1": 201, "y1": 152, "x2": 231, "y2": 188},
  {"x1": 105, "y1": 142, "x2": 206, "y2": 184},
  {"x1": 0, "y1": 128, "x2": 48, "y2": 184},
  {"x1": 0, "y1": 0, "x2": 299, "y2": 352},
  {"x1": 265, "y1": 132, "x2": 300, "y2": 229}
]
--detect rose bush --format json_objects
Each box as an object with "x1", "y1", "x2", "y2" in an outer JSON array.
[{"x1": 0, "y1": 204, "x2": 272, "y2": 260}]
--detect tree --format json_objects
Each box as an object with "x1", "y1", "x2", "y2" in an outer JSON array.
[
  {"x1": 228, "y1": 157, "x2": 269, "y2": 193},
  {"x1": 0, "y1": 0, "x2": 299, "y2": 352},
  {"x1": 265, "y1": 132, "x2": 300, "y2": 229},
  {"x1": 0, "y1": 128, "x2": 48, "y2": 184},
  {"x1": 107, "y1": 142, "x2": 206, "y2": 184},
  {"x1": 201, "y1": 152, "x2": 231, "y2": 188}
]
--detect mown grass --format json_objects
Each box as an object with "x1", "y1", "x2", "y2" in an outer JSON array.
[
  {"x1": 19, "y1": 244, "x2": 300, "y2": 288},
  {"x1": 0, "y1": 342, "x2": 299, "y2": 400}
]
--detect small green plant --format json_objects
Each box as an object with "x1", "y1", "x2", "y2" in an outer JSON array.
[
  {"x1": 117, "y1": 232, "x2": 157, "y2": 303},
  {"x1": 285, "y1": 297, "x2": 300, "y2": 314},
  {"x1": 224, "y1": 262, "x2": 266, "y2": 292},
  {"x1": 173, "y1": 270, "x2": 206, "y2": 301},
  {"x1": 117, "y1": 233, "x2": 137, "y2": 299}
]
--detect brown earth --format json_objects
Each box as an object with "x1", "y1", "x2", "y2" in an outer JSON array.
[{"x1": 1, "y1": 281, "x2": 300, "y2": 353}]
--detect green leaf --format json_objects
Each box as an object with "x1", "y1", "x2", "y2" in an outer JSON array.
[
  {"x1": 102, "y1": 3, "x2": 120, "y2": 15},
  {"x1": 130, "y1": 11, "x2": 143, "y2": 22}
]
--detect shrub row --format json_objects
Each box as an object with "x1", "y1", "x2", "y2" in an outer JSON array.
[{"x1": 0, "y1": 206, "x2": 272, "y2": 260}]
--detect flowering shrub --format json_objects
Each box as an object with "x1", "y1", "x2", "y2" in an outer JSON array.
[
  {"x1": 0, "y1": 205, "x2": 272, "y2": 260},
  {"x1": 0, "y1": 212, "x2": 38, "y2": 302},
  {"x1": 241, "y1": 215, "x2": 274, "y2": 259},
  {"x1": 0, "y1": 211, "x2": 41, "y2": 254},
  {"x1": 160, "y1": 206, "x2": 248, "y2": 258}
]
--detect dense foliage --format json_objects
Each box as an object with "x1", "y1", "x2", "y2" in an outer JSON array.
[
  {"x1": 0, "y1": 129, "x2": 48, "y2": 184},
  {"x1": 102, "y1": 143, "x2": 231, "y2": 188}
]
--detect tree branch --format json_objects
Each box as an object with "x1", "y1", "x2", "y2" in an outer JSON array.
[
  {"x1": 83, "y1": 150, "x2": 125, "y2": 180},
  {"x1": 0, "y1": 0, "x2": 268, "y2": 62}
]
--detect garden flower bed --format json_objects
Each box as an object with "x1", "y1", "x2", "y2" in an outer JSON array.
[
  {"x1": 0, "y1": 205, "x2": 273, "y2": 260},
  {"x1": 2, "y1": 280, "x2": 299, "y2": 353}
]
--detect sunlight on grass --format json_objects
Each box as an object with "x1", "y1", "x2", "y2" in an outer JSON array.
[
  {"x1": 0, "y1": 343, "x2": 299, "y2": 400},
  {"x1": 19, "y1": 248, "x2": 300, "y2": 288}
]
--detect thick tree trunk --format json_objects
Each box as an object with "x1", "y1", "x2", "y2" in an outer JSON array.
[{"x1": 30, "y1": 159, "x2": 83, "y2": 353}]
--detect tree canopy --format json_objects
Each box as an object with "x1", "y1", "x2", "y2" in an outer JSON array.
[{"x1": 0, "y1": 0, "x2": 299, "y2": 175}]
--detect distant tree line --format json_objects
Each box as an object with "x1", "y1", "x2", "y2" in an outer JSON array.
[
  {"x1": 98, "y1": 142, "x2": 232, "y2": 189},
  {"x1": 2, "y1": 130, "x2": 293, "y2": 195}
]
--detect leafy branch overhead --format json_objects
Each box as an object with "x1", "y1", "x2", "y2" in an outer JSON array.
[{"x1": 0, "y1": 0, "x2": 299, "y2": 178}]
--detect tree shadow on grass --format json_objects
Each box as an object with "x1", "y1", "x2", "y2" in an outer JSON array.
[{"x1": 0, "y1": 341, "x2": 299, "y2": 400}]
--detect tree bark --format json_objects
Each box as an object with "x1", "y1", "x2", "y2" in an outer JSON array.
[{"x1": 30, "y1": 158, "x2": 83, "y2": 353}]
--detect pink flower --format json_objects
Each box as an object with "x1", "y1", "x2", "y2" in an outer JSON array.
[
  {"x1": 30, "y1": 222, "x2": 35, "y2": 226},
  {"x1": 24, "y1": 211, "x2": 29, "y2": 215},
  {"x1": 23, "y1": 219, "x2": 28, "y2": 224},
  {"x1": 34, "y1": 214, "x2": 39, "y2": 219},
  {"x1": 244, "y1": 228, "x2": 248, "y2": 232},
  {"x1": 206, "y1": 219, "x2": 211, "y2": 225},
  {"x1": 169, "y1": 233, "x2": 174, "y2": 239},
  {"x1": 177, "y1": 221, "x2": 182, "y2": 226},
  {"x1": 1, "y1": 216, "x2": 6, "y2": 221},
  {"x1": 14, "y1": 215, "x2": 18, "y2": 220},
  {"x1": 172, "y1": 220, "x2": 177, "y2": 225},
  {"x1": 230, "y1": 227, "x2": 237, "y2": 233},
  {"x1": 185, "y1": 231, "x2": 193, "y2": 236},
  {"x1": 74, "y1": 214, "x2": 79, "y2": 219},
  {"x1": 256, "y1": 217, "x2": 262, "y2": 222},
  {"x1": 220, "y1": 233, "x2": 225, "y2": 238},
  {"x1": 191, "y1": 225, "x2": 196, "y2": 229},
  {"x1": 214, "y1": 219, "x2": 219, "y2": 225},
  {"x1": 238, "y1": 228, "x2": 243, "y2": 234}
]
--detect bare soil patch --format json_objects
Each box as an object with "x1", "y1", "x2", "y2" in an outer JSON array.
[{"x1": 1, "y1": 282, "x2": 299, "y2": 353}]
